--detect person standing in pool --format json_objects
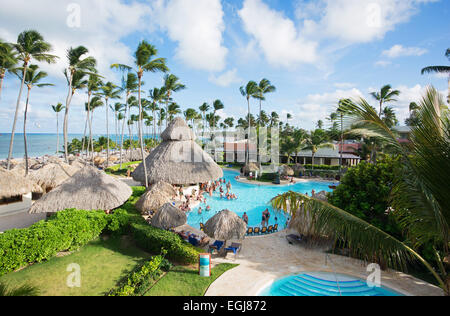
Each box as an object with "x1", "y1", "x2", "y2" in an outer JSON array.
[
  {"x1": 242, "y1": 212, "x2": 249, "y2": 225},
  {"x1": 261, "y1": 211, "x2": 266, "y2": 228},
  {"x1": 264, "y1": 209, "x2": 270, "y2": 226}
]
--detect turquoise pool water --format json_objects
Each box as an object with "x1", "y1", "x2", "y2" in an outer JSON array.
[
  {"x1": 260, "y1": 272, "x2": 403, "y2": 296},
  {"x1": 186, "y1": 169, "x2": 336, "y2": 229}
]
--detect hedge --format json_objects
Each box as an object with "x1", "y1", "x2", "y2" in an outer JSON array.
[{"x1": 0, "y1": 209, "x2": 129, "y2": 276}]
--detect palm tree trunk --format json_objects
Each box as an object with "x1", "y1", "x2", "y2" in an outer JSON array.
[
  {"x1": 56, "y1": 113, "x2": 60, "y2": 155},
  {"x1": 0, "y1": 73, "x2": 4, "y2": 100},
  {"x1": 81, "y1": 110, "x2": 88, "y2": 154},
  {"x1": 23, "y1": 87, "x2": 31, "y2": 176},
  {"x1": 257, "y1": 99, "x2": 262, "y2": 166},
  {"x1": 119, "y1": 93, "x2": 129, "y2": 169},
  {"x1": 63, "y1": 71, "x2": 74, "y2": 164},
  {"x1": 7, "y1": 62, "x2": 28, "y2": 170},
  {"x1": 105, "y1": 98, "x2": 110, "y2": 168},
  {"x1": 138, "y1": 76, "x2": 149, "y2": 188},
  {"x1": 90, "y1": 111, "x2": 95, "y2": 164},
  {"x1": 85, "y1": 93, "x2": 92, "y2": 159},
  {"x1": 246, "y1": 97, "x2": 251, "y2": 164}
]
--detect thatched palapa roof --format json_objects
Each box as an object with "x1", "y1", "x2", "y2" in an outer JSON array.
[
  {"x1": 132, "y1": 118, "x2": 223, "y2": 185},
  {"x1": 151, "y1": 203, "x2": 187, "y2": 230},
  {"x1": 280, "y1": 165, "x2": 294, "y2": 176},
  {"x1": 29, "y1": 166, "x2": 132, "y2": 214},
  {"x1": 29, "y1": 162, "x2": 79, "y2": 192},
  {"x1": 135, "y1": 187, "x2": 172, "y2": 214},
  {"x1": 204, "y1": 209, "x2": 247, "y2": 241},
  {"x1": 0, "y1": 169, "x2": 39, "y2": 199}
]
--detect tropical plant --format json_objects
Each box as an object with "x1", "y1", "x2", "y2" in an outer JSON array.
[
  {"x1": 84, "y1": 73, "x2": 102, "y2": 160},
  {"x1": 0, "y1": 40, "x2": 17, "y2": 99},
  {"x1": 370, "y1": 84, "x2": 401, "y2": 117},
  {"x1": 100, "y1": 81, "x2": 121, "y2": 167},
  {"x1": 51, "y1": 103, "x2": 64, "y2": 154},
  {"x1": 270, "y1": 112, "x2": 279, "y2": 127},
  {"x1": 111, "y1": 41, "x2": 168, "y2": 188},
  {"x1": 303, "y1": 129, "x2": 334, "y2": 170},
  {"x1": 163, "y1": 74, "x2": 186, "y2": 127},
  {"x1": 255, "y1": 79, "x2": 276, "y2": 128},
  {"x1": 63, "y1": 46, "x2": 97, "y2": 163},
  {"x1": 240, "y1": 81, "x2": 259, "y2": 164},
  {"x1": 148, "y1": 87, "x2": 164, "y2": 139},
  {"x1": 12, "y1": 64, "x2": 53, "y2": 174},
  {"x1": 167, "y1": 102, "x2": 181, "y2": 122},
  {"x1": 199, "y1": 102, "x2": 210, "y2": 136},
  {"x1": 6, "y1": 30, "x2": 57, "y2": 170},
  {"x1": 421, "y1": 48, "x2": 450, "y2": 104}
]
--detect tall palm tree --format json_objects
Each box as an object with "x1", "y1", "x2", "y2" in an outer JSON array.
[
  {"x1": 273, "y1": 88, "x2": 450, "y2": 294},
  {"x1": 303, "y1": 130, "x2": 334, "y2": 170},
  {"x1": 82, "y1": 74, "x2": 101, "y2": 161},
  {"x1": 100, "y1": 82, "x2": 121, "y2": 168},
  {"x1": 212, "y1": 99, "x2": 224, "y2": 131},
  {"x1": 0, "y1": 40, "x2": 18, "y2": 99},
  {"x1": 370, "y1": 84, "x2": 401, "y2": 117},
  {"x1": 51, "y1": 103, "x2": 64, "y2": 154},
  {"x1": 12, "y1": 65, "x2": 53, "y2": 175},
  {"x1": 240, "y1": 81, "x2": 259, "y2": 164},
  {"x1": 224, "y1": 117, "x2": 234, "y2": 130},
  {"x1": 421, "y1": 49, "x2": 450, "y2": 104},
  {"x1": 89, "y1": 96, "x2": 104, "y2": 153},
  {"x1": 167, "y1": 102, "x2": 181, "y2": 122},
  {"x1": 63, "y1": 46, "x2": 97, "y2": 163},
  {"x1": 270, "y1": 112, "x2": 279, "y2": 127},
  {"x1": 163, "y1": 74, "x2": 186, "y2": 127},
  {"x1": 148, "y1": 87, "x2": 164, "y2": 139},
  {"x1": 111, "y1": 41, "x2": 168, "y2": 188},
  {"x1": 199, "y1": 102, "x2": 210, "y2": 137},
  {"x1": 255, "y1": 79, "x2": 276, "y2": 127},
  {"x1": 184, "y1": 108, "x2": 198, "y2": 127},
  {"x1": 112, "y1": 102, "x2": 123, "y2": 147},
  {"x1": 6, "y1": 30, "x2": 57, "y2": 170}
]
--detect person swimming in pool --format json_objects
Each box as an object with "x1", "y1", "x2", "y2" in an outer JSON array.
[
  {"x1": 206, "y1": 206, "x2": 211, "y2": 211},
  {"x1": 198, "y1": 207, "x2": 202, "y2": 215}
]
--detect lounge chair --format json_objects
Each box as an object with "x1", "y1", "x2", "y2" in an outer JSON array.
[
  {"x1": 225, "y1": 243, "x2": 242, "y2": 259},
  {"x1": 200, "y1": 223, "x2": 205, "y2": 232},
  {"x1": 267, "y1": 225, "x2": 273, "y2": 233},
  {"x1": 209, "y1": 240, "x2": 225, "y2": 254},
  {"x1": 273, "y1": 224, "x2": 279, "y2": 232},
  {"x1": 247, "y1": 227, "x2": 253, "y2": 235},
  {"x1": 253, "y1": 227, "x2": 261, "y2": 235},
  {"x1": 188, "y1": 235, "x2": 199, "y2": 247},
  {"x1": 286, "y1": 234, "x2": 307, "y2": 245},
  {"x1": 261, "y1": 227, "x2": 268, "y2": 234}
]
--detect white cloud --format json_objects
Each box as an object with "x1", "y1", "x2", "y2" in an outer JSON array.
[
  {"x1": 375, "y1": 60, "x2": 393, "y2": 67},
  {"x1": 152, "y1": 0, "x2": 228, "y2": 72},
  {"x1": 333, "y1": 82, "x2": 356, "y2": 89},
  {"x1": 296, "y1": 0, "x2": 437, "y2": 43},
  {"x1": 382, "y1": 44, "x2": 428, "y2": 58},
  {"x1": 238, "y1": 0, "x2": 318, "y2": 68},
  {"x1": 208, "y1": 69, "x2": 242, "y2": 87}
]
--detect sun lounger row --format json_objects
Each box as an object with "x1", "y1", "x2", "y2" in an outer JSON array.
[{"x1": 246, "y1": 224, "x2": 278, "y2": 236}]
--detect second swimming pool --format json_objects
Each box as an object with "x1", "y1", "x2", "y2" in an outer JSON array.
[{"x1": 186, "y1": 169, "x2": 335, "y2": 230}]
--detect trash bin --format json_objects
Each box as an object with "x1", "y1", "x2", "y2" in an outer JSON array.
[{"x1": 199, "y1": 253, "x2": 211, "y2": 277}]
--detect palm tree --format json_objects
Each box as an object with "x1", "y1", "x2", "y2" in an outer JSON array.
[
  {"x1": 273, "y1": 88, "x2": 450, "y2": 294},
  {"x1": 51, "y1": 103, "x2": 64, "y2": 154},
  {"x1": 184, "y1": 108, "x2": 198, "y2": 127},
  {"x1": 163, "y1": 74, "x2": 186, "y2": 127},
  {"x1": 382, "y1": 106, "x2": 399, "y2": 128},
  {"x1": 370, "y1": 84, "x2": 401, "y2": 117},
  {"x1": 0, "y1": 282, "x2": 39, "y2": 296},
  {"x1": 270, "y1": 112, "x2": 279, "y2": 127},
  {"x1": 167, "y1": 102, "x2": 181, "y2": 122},
  {"x1": 63, "y1": 46, "x2": 97, "y2": 163},
  {"x1": 255, "y1": 79, "x2": 276, "y2": 127},
  {"x1": 84, "y1": 74, "x2": 101, "y2": 161},
  {"x1": 0, "y1": 40, "x2": 18, "y2": 99},
  {"x1": 240, "y1": 81, "x2": 259, "y2": 164},
  {"x1": 113, "y1": 102, "x2": 123, "y2": 146},
  {"x1": 224, "y1": 117, "x2": 234, "y2": 130},
  {"x1": 421, "y1": 49, "x2": 450, "y2": 104},
  {"x1": 11, "y1": 64, "x2": 53, "y2": 175},
  {"x1": 303, "y1": 130, "x2": 334, "y2": 169},
  {"x1": 89, "y1": 96, "x2": 104, "y2": 153},
  {"x1": 199, "y1": 102, "x2": 210, "y2": 137},
  {"x1": 286, "y1": 113, "x2": 292, "y2": 125},
  {"x1": 111, "y1": 41, "x2": 168, "y2": 188},
  {"x1": 148, "y1": 87, "x2": 164, "y2": 139},
  {"x1": 212, "y1": 99, "x2": 224, "y2": 130},
  {"x1": 6, "y1": 30, "x2": 57, "y2": 170},
  {"x1": 100, "y1": 82, "x2": 121, "y2": 167}
]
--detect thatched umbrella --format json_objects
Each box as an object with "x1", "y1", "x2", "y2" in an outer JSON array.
[
  {"x1": 29, "y1": 166, "x2": 132, "y2": 214},
  {"x1": 128, "y1": 148, "x2": 149, "y2": 162},
  {"x1": 243, "y1": 162, "x2": 260, "y2": 175},
  {"x1": 135, "y1": 188, "x2": 172, "y2": 215},
  {"x1": 204, "y1": 210, "x2": 247, "y2": 242},
  {"x1": 151, "y1": 203, "x2": 187, "y2": 230},
  {"x1": 151, "y1": 181, "x2": 177, "y2": 198},
  {"x1": 293, "y1": 163, "x2": 306, "y2": 174},
  {"x1": 280, "y1": 165, "x2": 295, "y2": 177},
  {"x1": 29, "y1": 162, "x2": 79, "y2": 193},
  {"x1": 132, "y1": 118, "x2": 223, "y2": 185},
  {"x1": 0, "y1": 169, "x2": 39, "y2": 199}
]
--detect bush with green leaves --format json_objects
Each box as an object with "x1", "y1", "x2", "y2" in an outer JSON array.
[
  {"x1": 0, "y1": 209, "x2": 129, "y2": 276},
  {"x1": 328, "y1": 156, "x2": 401, "y2": 237}
]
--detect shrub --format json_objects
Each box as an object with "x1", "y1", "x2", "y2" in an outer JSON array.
[{"x1": 0, "y1": 210, "x2": 129, "y2": 276}]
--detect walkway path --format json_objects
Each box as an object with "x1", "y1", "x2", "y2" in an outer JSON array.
[{"x1": 205, "y1": 230, "x2": 443, "y2": 296}]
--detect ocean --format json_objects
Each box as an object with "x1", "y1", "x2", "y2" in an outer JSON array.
[{"x1": 0, "y1": 133, "x2": 155, "y2": 159}]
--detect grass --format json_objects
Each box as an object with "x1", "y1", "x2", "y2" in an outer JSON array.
[
  {"x1": 0, "y1": 235, "x2": 151, "y2": 296},
  {"x1": 105, "y1": 161, "x2": 142, "y2": 176},
  {"x1": 145, "y1": 263, "x2": 238, "y2": 296}
]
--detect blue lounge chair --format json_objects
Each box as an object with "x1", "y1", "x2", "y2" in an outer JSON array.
[
  {"x1": 188, "y1": 235, "x2": 199, "y2": 247},
  {"x1": 225, "y1": 243, "x2": 242, "y2": 259},
  {"x1": 209, "y1": 240, "x2": 225, "y2": 254}
]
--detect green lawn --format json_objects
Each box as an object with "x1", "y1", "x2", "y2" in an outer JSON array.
[
  {"x1": 0, "y1": 236, "x2": 150, "y2": 296},
  {"x1": 145, "y1": 263, "x2": 238, "y2": 296},
  {"x1": 105, "y1": 161, "x2": 142, "y2": 176}
]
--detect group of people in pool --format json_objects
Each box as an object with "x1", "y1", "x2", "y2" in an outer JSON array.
[{"x1": 241, "y1": 209, "x2": 288, "y2": 228}]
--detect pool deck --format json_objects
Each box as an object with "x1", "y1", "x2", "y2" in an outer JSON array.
[{"x1": 205, "y1": 230, "x2": 443, "y2": 296}]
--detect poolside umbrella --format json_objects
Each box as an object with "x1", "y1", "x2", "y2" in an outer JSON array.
[
  {"x1": 280, "y1": 165, "x2": 295, "y2": 177},
  {"x1": 135, "y1": 187, "x2": 172, "y2": 215},
  {"x1": 29, "y1": 166, "x2": 132, "y2": 214},
  {"x1": 151, "y1": 203, "x2": 187, "y2": 230},
  {"x1": 132, "y1": 118, "x2": 223, "y2": 185},
  {"x1": 243, "y1": 162, "x2": 260, "y2": 175},
  {"x1": 128, "y1": 148, "x2": 149, "y2": 162},
  {"x1": 29, "y1": 162, "x2": 79, "y2": 193},
  {"x1": 151, "y1": 181, "x2": 178, "y2": 199},
  {"x1": 0, "y1": 168, "x2": 40, "y2": 199},
  {"x1": 204, "y1": 210, "x2": 247, "y2": 242}
]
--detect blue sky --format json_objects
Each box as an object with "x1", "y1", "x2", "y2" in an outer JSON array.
[{"x1": 0, "y1": 0, "x2": 449, "y2": 134}]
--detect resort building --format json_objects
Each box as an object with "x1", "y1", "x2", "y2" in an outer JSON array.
[
  {"x1": 287, "y1": 148, "x2": 361, "y2": 167},
  {"x1": 394, "y1": 126, "x2": 412, "y2": 144}
]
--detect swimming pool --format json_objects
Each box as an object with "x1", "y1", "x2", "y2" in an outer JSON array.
[
  {"x1": 186, "y1": 169, "x2": 335, "y2": 230},
  {"x1": 259, "y1": 272, "x2": 403, "y2": 296}
]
